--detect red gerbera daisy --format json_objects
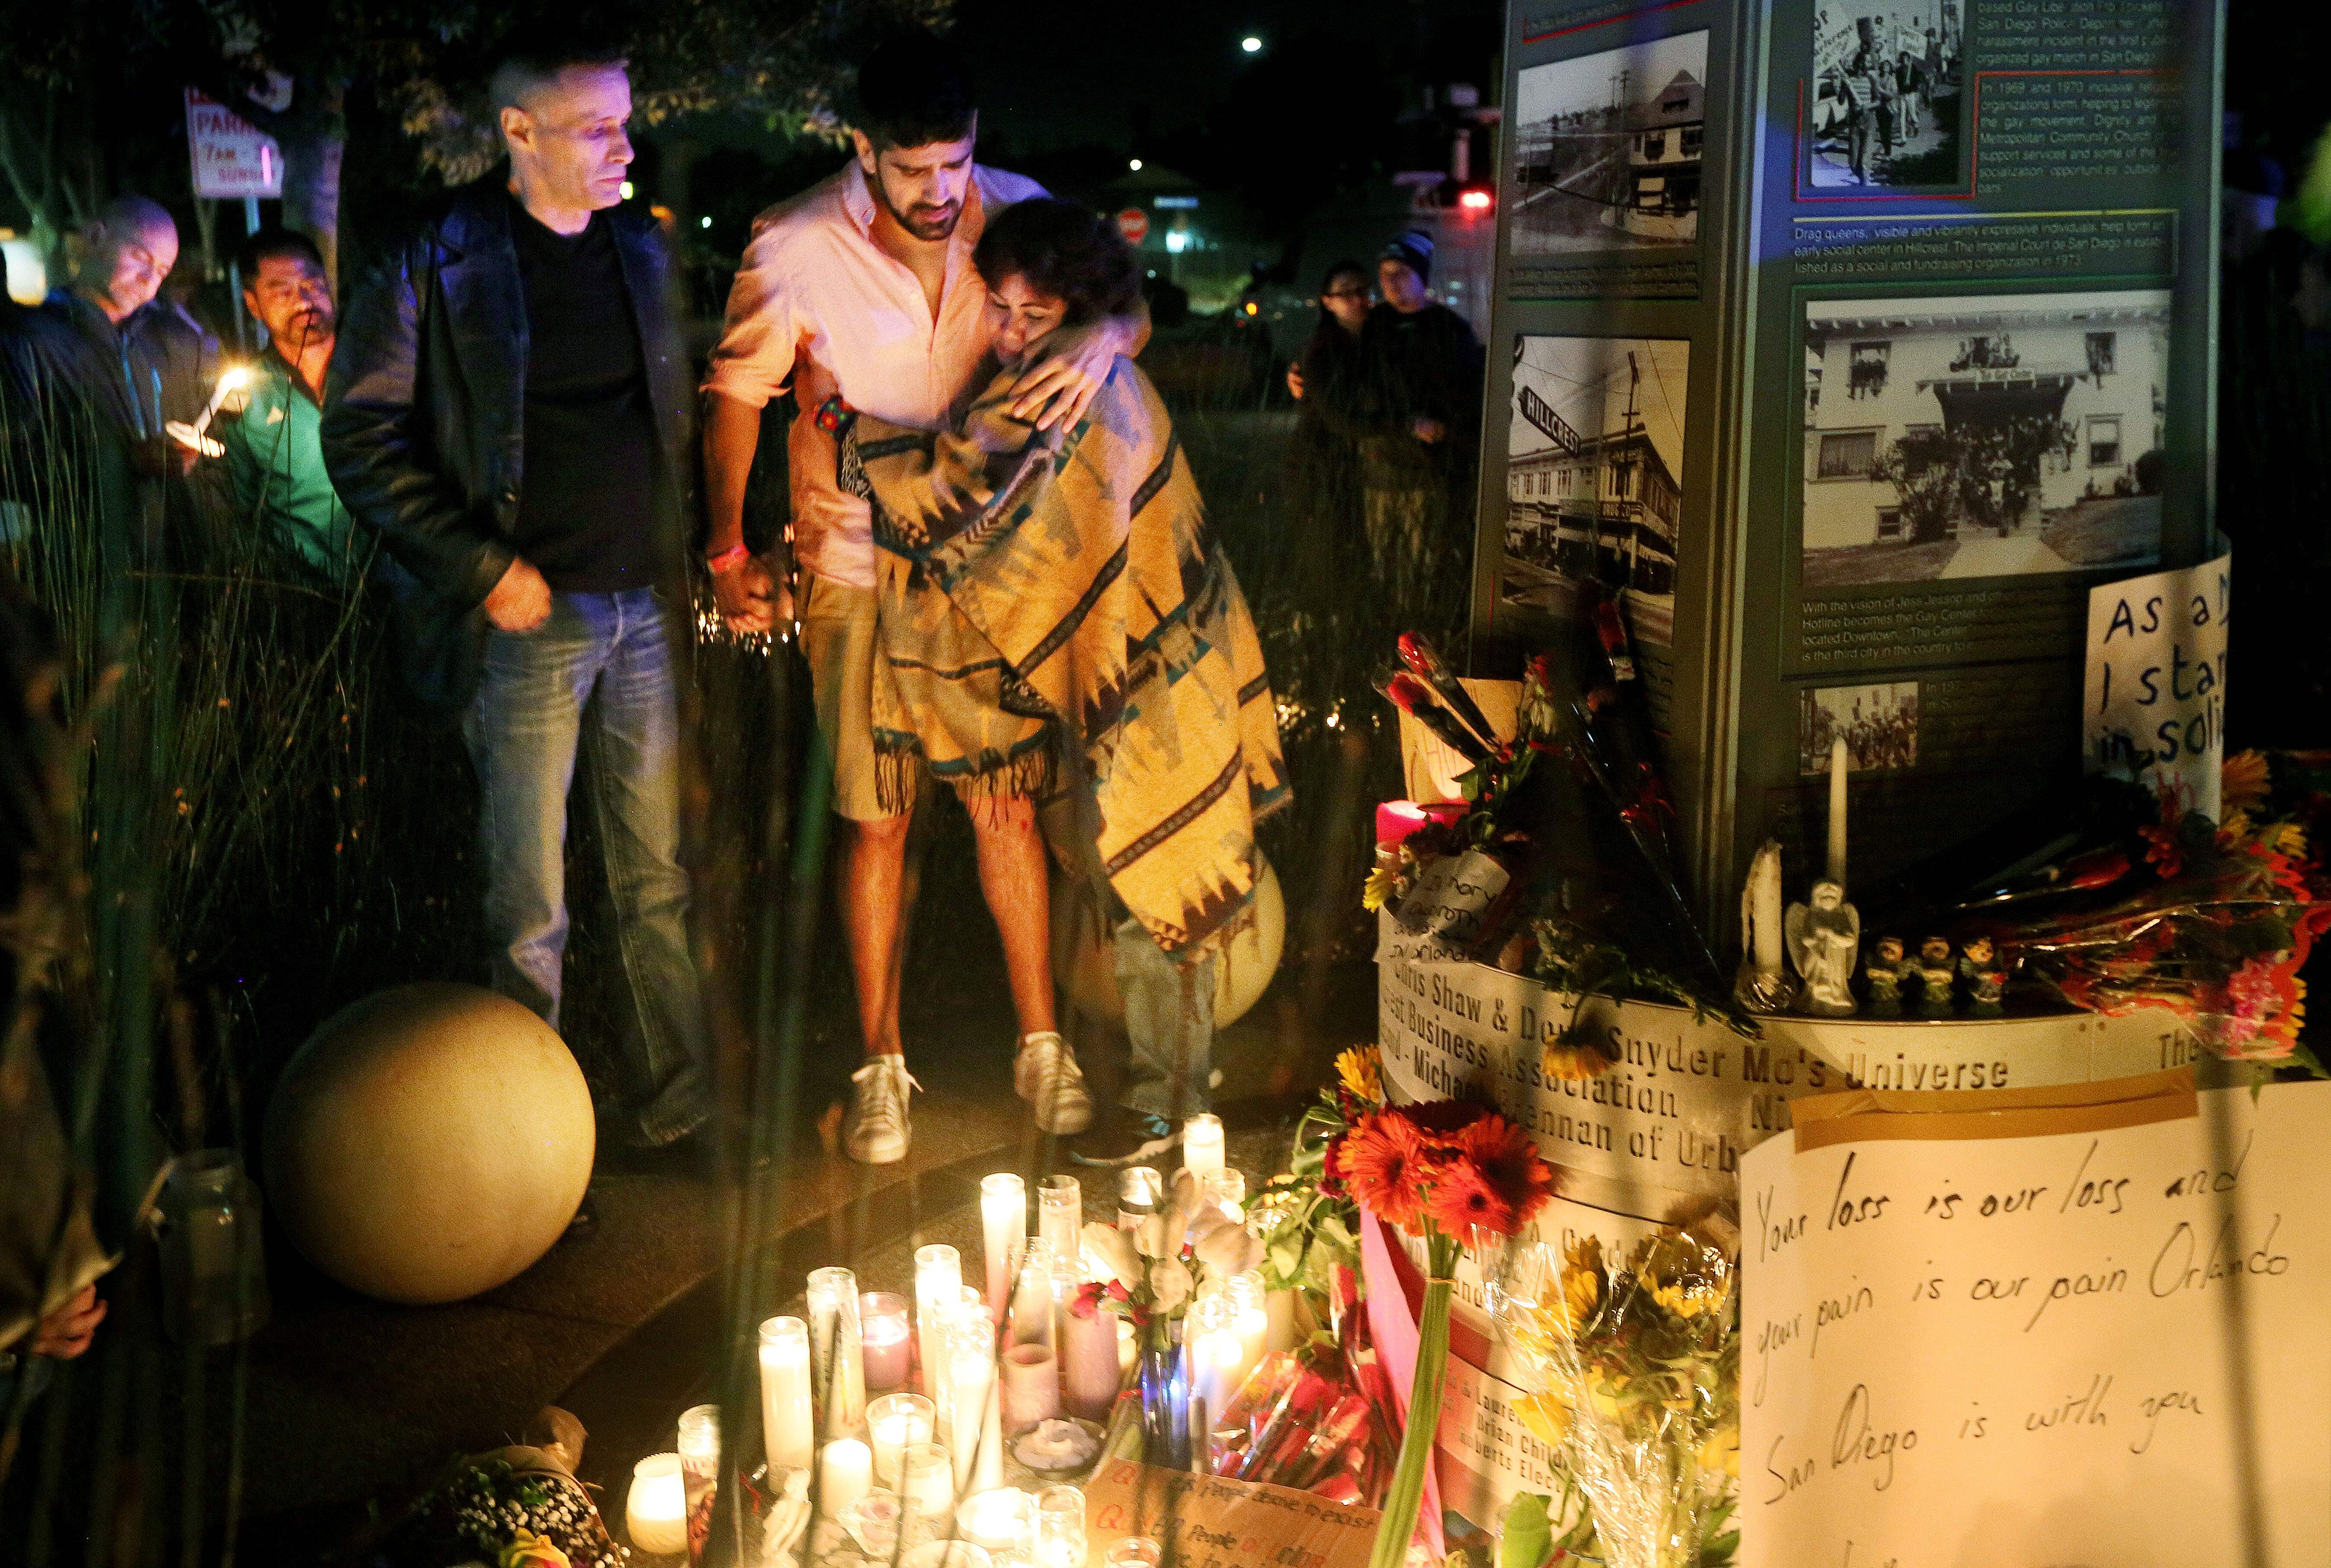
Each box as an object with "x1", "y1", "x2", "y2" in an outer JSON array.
[
  {"x1": 1454, "y1": 1113, "x2": 1557, "y2": 1233},
  {"x1": 1427, "y1": 1159, "x2": 1518, "y2": 1239},
  {"x1": 1339, "y1": 1112, "x2": 1432, "y2": 1230}
]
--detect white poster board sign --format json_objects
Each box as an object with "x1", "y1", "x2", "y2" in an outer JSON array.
[
  {"x1": 1740, "y1": 1077, "x2": 2331, "y2": 1568},
  {"x1": 185, "y1": 90, "x2": 283, "y2": 199},
  {"x1": 2083, "y1": 550, "x2": 2229, "y2": 820}
]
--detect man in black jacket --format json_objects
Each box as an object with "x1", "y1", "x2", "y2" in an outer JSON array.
[
  {"x1": 1362, "y1": 230, "x2": 1485, "y2": 595},
  {"x1": 321, "y1": 38, "x2": 712, "y2": 1148}
]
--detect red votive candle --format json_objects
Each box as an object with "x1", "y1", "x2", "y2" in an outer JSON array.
[
  {"x1": 860, "y1": 1292, "x2": 912, "y2": 1394},
  {"x1": 1374, "y1": 799, "x2": 1467, "y2": 846}
]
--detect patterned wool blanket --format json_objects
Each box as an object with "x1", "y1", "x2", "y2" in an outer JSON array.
[{"x1": 843, "y1": 354, "x2": 1289, "y2": 957}]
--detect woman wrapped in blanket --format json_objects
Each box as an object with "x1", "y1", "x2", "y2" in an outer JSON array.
[{"x1": 840, "y1": 198, "x2": 1289, "y2": 1162}]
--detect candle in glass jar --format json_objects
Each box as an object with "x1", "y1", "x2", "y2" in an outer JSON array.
[
  {"x1": 955, "y1": 1487, "x2": 1034, "y2": 1555},
  {"x1": 806, "y1": 1267, "x2": 868, "y2": 1439},
  {"x1": 861, "y1": 1292, "x2": 912, "y2": 1393},
  {"x1": 947, "y1": 1332, "x2": 1005, "y2": 1493},
  {"x1": 820, "y1": 1438, "x2": 873, "y2": 1515},
  {"x1": 676, "y1": 1404, "x2": 719, "y2": 1568},
  {"x1": 626, "y1": 1453, "x2": 688, "y2": 1557},
  {"x1": 1228, "y1": 1270, "x2": 1270, "y2": 1395},
  {"x1": 1035, "y1": 1485, "x2": 1086, "y2": 1568},
  {"x1": 979, "y1": 1173, "x2": 1026, "y2": 1311},
  {"x1": 1118, "y1": 1166, "x2": 1167, "y2": 1260},
  {"x1": 1008, "y1": 1238, "x2": 1058, "y2": 1352},
  {"x1": 867, "y1": 1392, "x2": 937, "y2": 1487},
  {"x1": 1188, "y1": 1296, "x2": 1245, "y2": 1416},
  {"x1": 1182, "y1": 1114, "x2": 1226, "y2": 1180},
  {"x1": 1037, "y1": 1174, "x2": 1081, "y2": 1274},
  {"x1": 899, "y1": 1440, "x2": 956, "y2": 1525},
  {"x1": 999, "y1": 1341, "x2": 1061, "y2": 1432},
  {"x1": 758, "y1": 1315, "x2": 816, "y2": 1472},
  {"x1": 1061, "y1": 1297, "x2": 1122, "y2": 1421},
  {"x1": 1202, "y1": 1167, "x2": 1246, "y2": 1225},
  {"x1": 912, "y1": 1244, "x2": 961, "y2": 1397}
]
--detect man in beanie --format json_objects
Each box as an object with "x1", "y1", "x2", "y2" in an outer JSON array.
[{"x1": 1357, "y1": 229, "x2": 1483, "y2": 594}]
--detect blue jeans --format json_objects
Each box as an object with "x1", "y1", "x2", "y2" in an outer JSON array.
[
  {"x1": 1114, "y1": 916, "x2": 1216, "y2": 1120},
  {"x1": 464, "y1": 589, "x2": 711, "y2": 1144}
]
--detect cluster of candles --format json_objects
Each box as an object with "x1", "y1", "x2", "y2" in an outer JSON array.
[{"x1": 629, "y1": 1114, "x2": 1257, "y2": 1563}]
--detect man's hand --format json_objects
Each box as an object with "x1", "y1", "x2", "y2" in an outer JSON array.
[
  {"x1": 1412, "y1": 416, "x2": 1448, "y2": 444},
  {"x1": 1286, "y1": 360, "x2": 1306, "y2": 401},
  {"x1": 714, "y1": 553, "x2": 780, "y2": 635},
  {"x1": 30, "y1": 1285, "x2": 105, "y2": 1360},
  {"x1": 482, "y1": 556, "x2": 552, "y2": 633},
  {"x1": 1009, "y1": 321, "x2": 1124, "y2": 431}
]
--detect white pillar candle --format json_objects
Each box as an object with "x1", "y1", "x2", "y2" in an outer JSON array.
[
  {"x1": 1182, "y1": 1114, "x2": 1226, "y2": 1181},
  {"x1": 1228, "y1": 1270, "x2": 1270, "y2": 1396},
  {"x1": 979, "y1": 1173, "x2": 1026, "y2": 1312},
  {"x1": 758, "y1": 1315, "x2": 816, "y2": 1472},
  {"x1": 1751, "y1": 842, "x2": 1785, "y2": 973},
  {"x1": 1061, "y1": 1300, "x2": 1123, "y2": 1421},
  {"x1": 1187, "y1": 1297, "x2": 1245, "y2": 1417},
  {"x1": 1827, "y1": 734, "x2": 1849, "y2": 888},
  {"x1": 946, "y1": 1313, "x2": 999, "y2": 1494},
  {"x1": 1265, "y1": 1286, "x2": 1297, "y2": 1353},
  {"x1": 626, "y1": 1453, "x2": 688, "y2": 1557},
  {"x1": 1000, "y1": 1341, "x2": 1062, "y2": 1432},
  {"x1": 820, "y1": 1438, "x2": 873, "y2": 1516},
  {"x1": 912, "y1": 1244, "x2": 962, "y2": 1399},
  {"x1": 806, "y1": 1267, "x2": 868, "y2": 1441},
  {"x1": 867, "y1": 1392, "x2": 936, "y2": 1488}
]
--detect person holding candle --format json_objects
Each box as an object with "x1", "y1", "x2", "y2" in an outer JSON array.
[
  {"x1": 700, "y1": 32, "x2": 1147, "y2": 1164},
  {"x1": 322, "y1": 32, "x2": 714, "y2": 1154}
]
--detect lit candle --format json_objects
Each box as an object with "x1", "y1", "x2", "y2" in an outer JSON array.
[
  {"x1": 1118, "y1": 1166, "x2": 1167, "y2": 1260},
  {"x1": 947, "y1": 1320, "x2": 1005, "y2": 1494},
  {"x1": 867, "y1": 1392, "x2": 937, "y2": 1488},
  {"x1": 1187, "y1": 1296, "x2": 1245, "y2": 1417},
  {"x1": 190, "y1": 365, "x2": 250, "y2": 439},
  {"x1": 820, "y1": 1438, "x2": 873, "y2": 1515},
  {"x1": 758, "y1": 1315, "x2": 816, "y2": 1472},
  {"x1": 1228, "y1": 1271, "x2": 1270, "y2": 1397},
  {"x1": 899, "y1": 1440, "x2": 956, "y2": 1528},
  {"x1": 1000, "y1": 1341, "x2": 1062, "y2": 1432},
  {"x1": 1116, "y1": 1317, "x2": 1137, "y2": 1375},
  {"x1": 980, "y1": 1173, "x2": 1026, "y2": 1312},
  {"x1": 1037, "y1": 1174, "x2": 1082, "y2": 1276},
  {"x1": 676, "y1": 1404, "x2": 719, "y2": 1568},
  {"x1": 1202, "y1": 1167, "x2": 1246, "y2": 1225},
  {"x1": 1182, "y1": 1114, "x2": 1226, "y2": 1181},
  {"x1": 1035, "y1": 1484, "x2": 1087, "y2": 1568},
  {"x1": 1750, "y1": 840, "x2": 1785, "y2": 975},
  {"x1": 861, "y1": 1292, "x2": 912, "y2": 1393},
  {"x1": 1827, "y1": 734, "x2": 1849, "y2": 889},
  {"x1": 956, "y1": 1487, "x2": 1034, "y2": 1554},
  {"x1": 806, "y1": 1267, "x2": 868, "y2": 1440},
  {"x1": 1061, "y1": 1296, "x2": 1123, "y2": 1421},
  {"x1": 913, "y1": 1244, "x2": 962, "y2": 1398},
  {"x1": 1008, "y1": 1238, "x2": 1059, "y2": 1352},
  {"x1": 1264, "y1": 1286, "x2": 1297, "y2": 1354},
  {"x1": 625, "y1": 1452, "x2": 688, "y2": 1557}
]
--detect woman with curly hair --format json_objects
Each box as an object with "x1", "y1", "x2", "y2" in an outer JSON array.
[{"x1": 838, "y1": 198, "x2": 1289, "y2": 1157}]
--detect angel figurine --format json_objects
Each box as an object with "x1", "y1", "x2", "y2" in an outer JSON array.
[{"x1": 1785, "y1": 879, "x2": 1861, "y2": 1016}]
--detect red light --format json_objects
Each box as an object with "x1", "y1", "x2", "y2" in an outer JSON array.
[{"x1": 1457, "y1": 187, "x2": 1494, "y2": 213}]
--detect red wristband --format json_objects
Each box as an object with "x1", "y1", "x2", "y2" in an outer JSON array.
[{"x1": 705, "y1": 543, "x2": 751, "y2": 573}]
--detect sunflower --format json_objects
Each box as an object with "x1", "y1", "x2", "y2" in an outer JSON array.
[
  {"x1": 1514, "y1": 1389, "x2": 1572, "y2": 1448},
  {"x1": 1543, "y1": 1028, "x2": 1617, "y2": 1082},
  {"x1": 2222, "y1": 749, "x2": 2271, "y2": 815},
  {"x1": 1559, "y1": 1236, "x2": 1605, "y2": 1332},
  {"x1": 1335, "y1": 1044, "x2": 1384, "y2": 1104}
]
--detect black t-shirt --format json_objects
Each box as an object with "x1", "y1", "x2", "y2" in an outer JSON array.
[{"x1": 509, "y1": 195, "x2": 659, "y2": 592}]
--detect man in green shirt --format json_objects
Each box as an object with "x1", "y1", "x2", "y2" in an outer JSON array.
[{"x1": 220, "y1": 228, "x2": 367, "y2": 582}]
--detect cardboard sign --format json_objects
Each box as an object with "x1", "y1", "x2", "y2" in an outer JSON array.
[
  {"x1": 2084, "y1": 551, "x2": 2230, "y2": 821},
  {"x1": 1740, "y1": 1077, "x2": 2331, "y2": 1567},
  {"x1": 1078, "y1": 1459, "x2": 1380, "y2": 1568},
  {"x1": 185, "y1": 89, "x2": 282, "y2": 199}
]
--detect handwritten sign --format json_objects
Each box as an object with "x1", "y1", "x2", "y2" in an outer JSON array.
[
  {"x1": 1740, "y1": 1079, "x2": 2331, "y2": 1567},
  {"x1": 1078, "y1": 1459, "x2": 1379, "y2": 1568},
  {"x1": 1377, "y1": 921, "x2": 2177, "y2": 1211},
  {"x1": 1388, "y1": 849, "x2": 1510, "y2": 956},
  {"x1": 184, "y1": 90, "x2": 282, "y2": 199},
  {"x1": 2084, "y1": 551, "x2": 2229, "y2": 820}
]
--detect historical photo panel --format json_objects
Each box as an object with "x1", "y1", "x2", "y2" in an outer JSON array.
[
  {"x1": 1800, "y1": 288, "x2": 2170, "y2": 589},
  {"x1": 1501, "y1": 335, "x2": 1691, "y2": 646},
  {"x1": 1511, "y1": 31, "x2": 1709, "y2": 256},
  {"x1": 1799, "y1": 681, "x2": 1920, "y2": 773},
  {"x1": 1808, "y1": 1, "x2": 1964, "y2": 190}
]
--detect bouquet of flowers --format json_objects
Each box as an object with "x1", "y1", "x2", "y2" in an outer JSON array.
[
  {"x1": 1206, "y1": 1263, "x2": 1400, "y2": 1504},
  {"x1": 1322, "y1": 1097, "x2": 1557, "y2": 1568},
  {"x1": 2010, "y1": 753, "x2": 2331, "y2": 1067},
  {"x1": 1494, "y1": 1231, "x2": 1740, "y2": 1568},
  {"x1": 1078, "y1": 1179, "x2": 1265, "y2": 1353},
  {"x1": 374, "y1": 1449, "x2": 627, "y2": 1568}
]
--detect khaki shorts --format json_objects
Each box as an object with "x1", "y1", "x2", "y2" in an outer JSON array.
[{"x1": 801, "y1": 573, "x2": 913, "y2": 821}]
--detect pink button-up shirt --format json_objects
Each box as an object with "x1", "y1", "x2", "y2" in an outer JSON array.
[{"x1": 703, "y1": 160, "x2": 1046, "y2": 588}]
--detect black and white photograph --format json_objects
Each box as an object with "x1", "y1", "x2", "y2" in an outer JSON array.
[
  {"x1": 1800, "y1": 682, "x2": 1920, "y2": 773},
  {"x1": 1808, "y1": 1, "x2": 1963, "y2": 190},
  {"x1": 1510, "y1": 32, "x2": 1708, "y2": 255},
  {"x1": 1801, "y1": 289, "x2": 2170, "y2": 588},
  {"x1": 1501, "y1": 335, "x2": 1690, "y2": 643}
]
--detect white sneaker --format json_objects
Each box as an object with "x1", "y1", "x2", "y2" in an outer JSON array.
[
  {"x1": 843, "y1": 1054, "x2": 919, "y2": 1165},
  {"x1": 1014, "y1": 1032, "x2": 1094, "y2": 1135}
]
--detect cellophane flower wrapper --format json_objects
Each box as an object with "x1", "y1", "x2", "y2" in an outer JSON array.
[
  {"x1": 1208, "y1": 1265, "x2": 1397, "y2": 1505},
  {"x1": 1493, "y1": 1233, "x2": 1740, "y2": 1568}
]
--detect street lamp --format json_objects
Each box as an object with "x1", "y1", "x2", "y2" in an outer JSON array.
[
  {"x1": 1240, "y1": 35, "x2": 1263, "y2": 54},
  {"x1": 1129, "y1": 158, "x2": 1144, "y2": 171}
]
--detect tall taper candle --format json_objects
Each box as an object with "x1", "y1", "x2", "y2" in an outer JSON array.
[
  {"x1": 913, "y1": 1244, "x2": 962, "y2": 1398},
  {"x1": 1751, "y1": 842, "x2": 1784, "y2": 974},
  {"x1": 1827, "y1": 734, "x2": 1849, "y2": 888},
  {"x1": 806, "y1": 1267, "x2": 868, "y2": 1440},
  {"x1": 979, "y1": 1173, "x2": 1025, "y2": 1312},
  {"x1": 758, "y1": 1316, "x2": 816, "y2": 1472}
]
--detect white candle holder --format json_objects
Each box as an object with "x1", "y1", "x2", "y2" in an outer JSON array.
[
  {"x1": 758, "y1": 1315, "x2": 816, "y2": 1472},
  {"x1": 914, "y1": 1243, "x2": 963, "y2": 1398},
  {"x1": 868, "y1": 1391, "x2": 937, "y2": 1488},
  {"x1": 1182, "y1": 1113, "x2": 1226, "y2": 1179},
  {"x1": 981, "y1": 1173, "x2": 1027, "y2": 1312},
  {"x1": 1034, "y1": 1485, "x2": 1086, "y2": 1568},
  {"x1": 625, "y1": 1452, "x2": 687, "y2": 1557},
  {"x1": 806, "y1": 1266, "x2": 869, "y2": 1440}
]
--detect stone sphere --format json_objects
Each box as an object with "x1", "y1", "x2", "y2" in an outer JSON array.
[
  {"x1": 1053, "y1": 857, "x2": 1285, "y2": 1028},
  {"x1": 263, "y1": 982, "x2": 594, "y2": 1305}
]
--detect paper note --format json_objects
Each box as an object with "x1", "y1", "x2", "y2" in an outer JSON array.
[
  {"x1": 1740, "y1": 1078, "x2": 2331, "y2": 1568},
  {"x1": 1079, "y1": 1459, "x2": 1380, "y2": 1568},
  {"x1": 2084, "y1": 552, "x2": 2229, "y2": 820},
  {"x1": 1397, "y1": 678, "x2": 1520, "y2": 803}
]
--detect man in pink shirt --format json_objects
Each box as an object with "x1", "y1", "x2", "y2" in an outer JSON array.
[{"x1": 702, "y1": 35, "x2": 1137, "y2": 1163}]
